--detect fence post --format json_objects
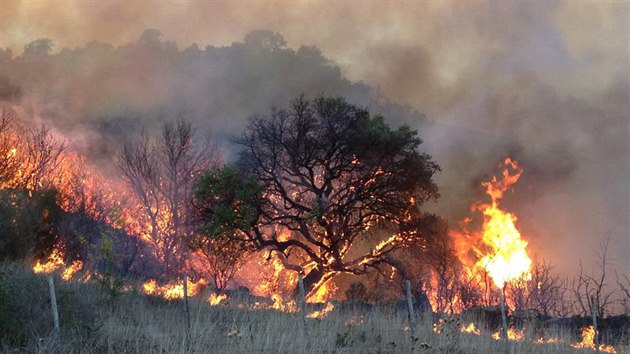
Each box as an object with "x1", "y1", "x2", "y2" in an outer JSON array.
[
  {"x1": 405, "y1": 280, "x2": 415, "y2": 333},
  {"x1": 183, "y1": 272, "x2": 191, "y2": 341},
  {"x1": 298, "y1": 273, "x2": 307, "y2": 329},
  {"x1": 47, "y1": 275, "x2": 61, "y2": 353},
  {"x1": 591, "y1": 295, "x2": 599, "y2": 352},
  {"x1": 498, "y1": 288, "x2": 510, "y2": 354}
]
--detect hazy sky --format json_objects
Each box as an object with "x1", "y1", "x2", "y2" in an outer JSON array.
[{"x1": 1, "y1": 1, "x2": 629, "y2": 275}]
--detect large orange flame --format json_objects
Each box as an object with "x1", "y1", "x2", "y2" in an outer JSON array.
[
  {"x1": 476, "y1": 158, "x2": 531, "y2": 288},
  {"x1": 453, "y1": 158, "x2": 532, "y2": 290}
]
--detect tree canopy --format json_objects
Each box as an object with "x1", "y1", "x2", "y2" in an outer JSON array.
[{"x1": 195, "y1": 96, "x2": 440, "y2": 294}]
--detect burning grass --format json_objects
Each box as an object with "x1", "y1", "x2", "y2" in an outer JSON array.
[
  {"x1": 33, "y1": 248, "x2": 83, "y2": 281},
  {"x1": 2, "y1": 262, "x2": 629, "y2": 353}
]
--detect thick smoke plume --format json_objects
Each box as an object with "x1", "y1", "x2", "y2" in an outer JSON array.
[{"x1": 1, "y1": 1, "x2": 628, "y2": 276}]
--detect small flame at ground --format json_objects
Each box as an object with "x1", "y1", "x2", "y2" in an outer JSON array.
[
  {"x1": 33, "y1": 248, "x2": 83, "y2": 281},
  {"x1": 142, "y1": 278, "x2": 207, "y2": 300},
  {"x1": 208, "y1": 293, "x2": 228, "y2": 306},
  {"x1": 461, "y1": 322, "x2": 481, "y2": 335},
  {"x1": 535, "y1": 337, "x2": 564, "y2": 344},
  {"x1": 492, "y1": 327, "x2": 524, "y2": 341},
  {"x1": 307, "y1": 302, "x2": 335, "y2": 319},
  {"x1": 571, "y1": 326, "x2": 617, "y2": 353},
  {"x1": 270, "y1": 294, "x2": 298, "y2": 312}
]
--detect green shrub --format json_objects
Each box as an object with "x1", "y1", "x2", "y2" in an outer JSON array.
[{"x1": 0, "y1": 188, "x2": 61, "y2": 261}]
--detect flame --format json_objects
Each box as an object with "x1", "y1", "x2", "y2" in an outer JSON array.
[
  {"x1": 208, "y1": 293, "x2": 228, "y2": 306},
  {"x1": 307, "y1": 302, "x2": 335, "y2": 318},
  {"x1": 491, "y1": 327, "x2": 524, "y2": 341},
  {"x1": 534, "y1": 337, "x2": 564, "y2": 344},
  {"x1": 477, "y1": 158, "x2": 531, "y2": 288},
  {"x1": 270, "y1": 293, "x2": 297, "y2": 312},
  {"x1": 307, "y1": 278, "x2": 337, "y2": 303},
  {"x1": 461, "y1": 322, "x2": 481, "y2": 335},
  {"x1": 571, "y1": 326, "x2": 617, "y2": 353},
  {"x1": 452, "y1": 158, "x2": 532, "y2": 290},
  {"x1": 141, "y1": 278, "x2": 207, "y2": 300},
  {"x1": 246, "y1": 248, "x2": 303, "y2": 312},
  {"x1": 33, "y1": 248, "x2": 83, "y2": 280}
]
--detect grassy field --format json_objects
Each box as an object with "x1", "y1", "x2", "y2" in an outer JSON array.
[{"x1": 0, "y1": 262, "x2": 628, "y2": 353}]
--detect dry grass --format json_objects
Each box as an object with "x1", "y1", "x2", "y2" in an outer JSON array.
[{"x1": 1, "y1": 263, "x2": 628, "y2": 353}]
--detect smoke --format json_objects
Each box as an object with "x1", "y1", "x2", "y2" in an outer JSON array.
[
  {"x1": 1, "y1": 1, "x2": 628, "y2": 275},
  {"x1": 0, "y1": 75, "x2": 22, "y2": 101}
]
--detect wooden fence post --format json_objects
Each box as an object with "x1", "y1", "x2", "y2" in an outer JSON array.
[
  {"x1": 298, "y1": 273, "x2": 307, "y2": 329},
  {"x1": 183, "y1": 272, "x2": 191, "y2": 341},
  {"x1": 405, "y1": 280, "x2": 415, "y2": 333},
  {"x1": 47, "y1": 275, "x2": 61, "y2": 353},
  {"x1": 591, "y1": 295, "x2": 599, "y2": 352},
  {"x1": 498, "y1": 288, "x2": 511, "y2": 354}
]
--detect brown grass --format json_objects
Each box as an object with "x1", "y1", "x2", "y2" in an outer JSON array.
[{"x1": 1, "y1": 263, "x2": 628, "y2": 354}]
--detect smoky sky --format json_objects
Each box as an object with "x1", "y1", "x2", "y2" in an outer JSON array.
[{"x1": 1, "y1": 1, "x2": 628, "y2": 276}]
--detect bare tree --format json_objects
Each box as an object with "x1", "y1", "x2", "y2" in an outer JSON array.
[
  {"x1": 118, "y1": 119, "x2": 219, "y2": 275},
  {"x1": 504, "y1": 258, "x2": 570, "y2": 316},
  {"x1": 571, "y1": 237, "x2": 616, "y2": 318},
  {"x1": 529, "y1": 259, "x2": 571, "y2": 317},
  {"x1": 0, "y1": 109, "x2": 19, "y2": 188},
  {"x1": 420, "y1": 219, "x2": 466, "y2": 313},
  {"x1": 617, "y1": 271, "x2": 630, "y2": 315},
  {"x1": 190, "y1": 235, "x2": 249, "y2": 291},
  {"x1": 24, "y1": 125, "x2": 65, "y2": 190},
  {"x1": 0, "y1": 108, "x2": 65, "y2": 191}
]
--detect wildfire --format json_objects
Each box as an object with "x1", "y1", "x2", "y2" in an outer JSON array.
[
  {"x1": 33, "y1": 248, "x2": 83, "y2": 281},
  {"x1": 142, "y1": 278, "x2": 207, "y2": 300},
  {"x1": 571, "y1": 326, "x2": 617, "y2": 353},
  {"x1": 270, "y1": 294, "x2": 297, "y2": 312},
  {"x1": 307, "y1": 302, "x2": 335, "y2": 319},
  {"x1": 208, "y1": 293, "x2": 228, "y2": 306},
  {"x1": 534, "y1": 337, "x2": 564, "y2": 344},
  {"x1": 477, "y1": 158, "x2": 531, "y2": 288},
  {"x1": 453, "y1": 158, "x2": 532, "y2": 289},
  {"x1": 492, "y1": 327, "x2": 524, "y2": 341},
  {"x1": 461, "y1": 322, "x2": 481, "y2": 335},
  {"x1": 307, "y1": 278, "x2": 337, "y2": 303}
]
